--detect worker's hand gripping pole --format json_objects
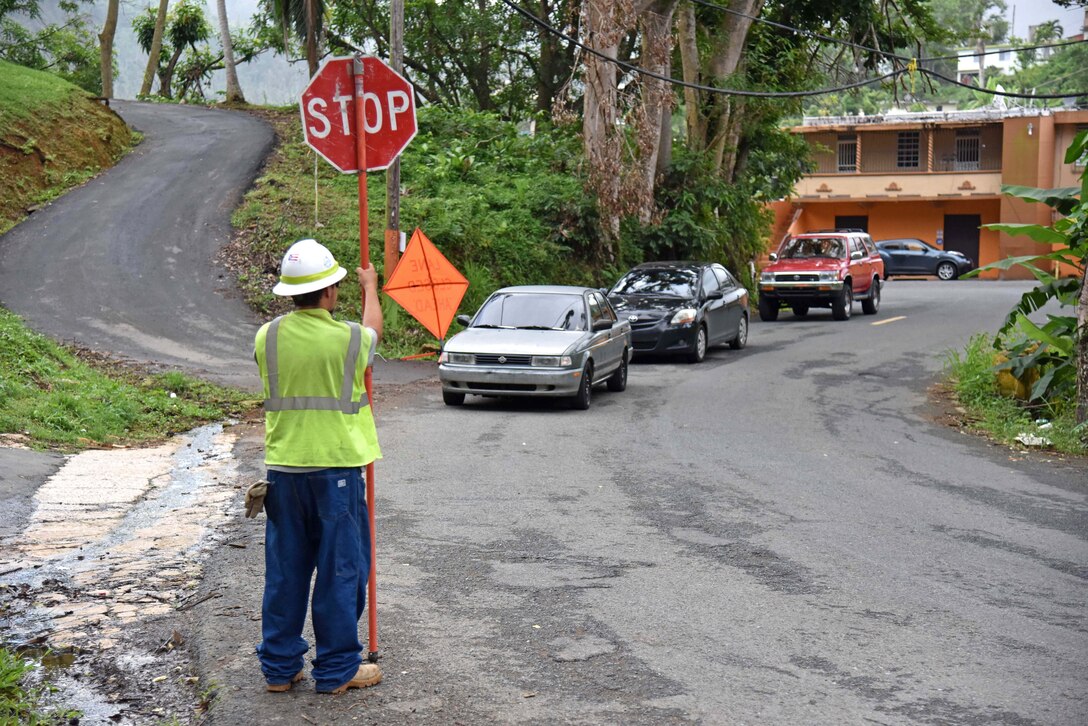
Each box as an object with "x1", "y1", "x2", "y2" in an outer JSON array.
[{"x1": 352, "y1": 55, "x2": 380, "y2": 663}]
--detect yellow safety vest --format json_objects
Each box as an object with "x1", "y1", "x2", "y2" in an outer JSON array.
[{"x1": 254, "y1": 309, "x2": 381, "y2": 467}]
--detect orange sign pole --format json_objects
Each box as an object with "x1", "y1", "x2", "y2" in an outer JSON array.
[{"x1": 352, "y1": 55, "x2": 380, "y2": 663}]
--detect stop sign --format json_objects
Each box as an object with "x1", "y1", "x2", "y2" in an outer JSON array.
[{"x1": 299, "y1": 55, "x2": 417, "y2": 173}]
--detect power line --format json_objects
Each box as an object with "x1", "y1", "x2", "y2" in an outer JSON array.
[
  {"x1": 689, "y1": 0, "x2": 909, "y2": 63},
  {"x1": 690, "y1": 0, "x2": 1088, "y2": 65},
  {"x1": 921, "y1": 38, "x2": 1088, "y2": 64},
  {"x1": 917, "y1": 67, "x2": 1087, "y2": 100},
  {"x1": 500, "y1": 0, "x2": 904, "y2": 98},
  {"x1": 501, "y1": 0, "x2": 1088, "y2": 100}
]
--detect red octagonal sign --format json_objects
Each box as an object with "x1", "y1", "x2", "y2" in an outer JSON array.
[{"x1": 299, "y1": 55, "x2": 417, "y2": 173}]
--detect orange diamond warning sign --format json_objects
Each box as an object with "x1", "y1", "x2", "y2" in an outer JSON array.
[{"x1": 382, "y1": 228, "x2": 468, "y2": 339}]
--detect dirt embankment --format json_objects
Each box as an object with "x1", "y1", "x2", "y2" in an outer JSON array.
[{"x1": 0, "y1": 64, "x2": 131, "y2": 231}]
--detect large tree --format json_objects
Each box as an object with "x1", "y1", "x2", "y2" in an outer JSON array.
[
  {"x1": 98, "y1": 0, "x2": 119, "y2": 98},
  {"x1": 134, "y1": 0, "x2": 211, "y2": 98},
  {"x1": 581, "y1": 0, "x2": 678, "y2": 254},
  {"x1": 322, "y1": 0, "x2": 580, "y2": 115},
  {"x1": 261, "y1": 0, "x2": 322, "y2": 75},
  {"x1": 139, "y1": 0, "x2": 170, "y2": 95},
  {"x1": 216, "y1": 0, "x2": 245, "y2": 102}
]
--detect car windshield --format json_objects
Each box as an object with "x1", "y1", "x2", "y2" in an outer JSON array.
[
  {"x1": 473, "y1": 292, "x2": 586, "y2": 331},
  {"x1": 611, "y1": 268, "x2": 697, "y2": 298},
  {"x1": 781, "y1": 237, "x2": 846, "y2": 259}
]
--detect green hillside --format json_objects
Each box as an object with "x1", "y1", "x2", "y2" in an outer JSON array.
[{"x1": 0, "y1": 60, "x2": 132, "y2": 233}]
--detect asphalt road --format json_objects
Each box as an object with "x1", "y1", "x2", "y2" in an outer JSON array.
[
  {"x1": 196, "y1": 279, "x2": 1087, "y2": 725},
  {"x1": 0, "y1": 101, "x2": 273, "y2": 391}
]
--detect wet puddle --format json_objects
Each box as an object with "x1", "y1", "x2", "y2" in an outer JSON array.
[{"x1": 0, "y1": 422, "x2": 242, "y2": 655}]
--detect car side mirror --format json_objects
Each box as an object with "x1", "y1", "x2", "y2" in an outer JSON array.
[
  {"x1": 768, "y1": 253, "x2": 778, "y2": 262},
  {"x1": 592, "y1": 319, "x2": 612, "y2": 332},
  {"x1": 456, "y1": 314, "x2": 472, "y2": 326},
  {"x1": 851, "y1": 250, "x2": 864, "y2": 260},
  {"x1": 706, "y1": 290, "x2": 723, "y2": 301}
]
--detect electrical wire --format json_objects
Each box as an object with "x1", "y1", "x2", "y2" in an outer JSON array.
[
  {"x1": 502, "y1": 0, "x2": 1088, "y2": 100},
  {"x1": 917, "y1": 67, "x2": 1087, "y2": 99},
  {"x1": 689, "y1": 0, "x2": 910, "y2": 62},
  {"x1": 500, "y1": 0, "x2": 904, "y2": 98},
  {"x1": 689, "y1": 0, "x2": 1088, "y2": 65}
]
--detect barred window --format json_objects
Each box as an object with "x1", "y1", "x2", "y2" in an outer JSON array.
[
  {"x1": 837, "y1": 135, "x2": 857, "y2": 172},
  {"x1": 897, "y1": 131, "x2": 920, "y2": 169},
  {"x1": 955, "y1": 128, "x2": 980, "y2": 170}
]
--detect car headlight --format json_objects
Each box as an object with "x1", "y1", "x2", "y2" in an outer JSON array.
[
  {"x1": 670, "y1": 308, "x2": 697, "y2": 326},
  {"x1": 531, "y1": 355, "x2": 572, "y2": 367},
  {"x1": 818, "y1": 271, "x2": 837, "y2": 281},
  {"x1": 444, "y1": 352, "x2": 475, "y2": 364},
  {"x1": 760, "y1": 271, "x2": 774, "y2": 282}
]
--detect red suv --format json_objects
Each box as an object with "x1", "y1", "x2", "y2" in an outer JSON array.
[{"x1": 758, "y1": 230, "x2": 884, "y2": 321}]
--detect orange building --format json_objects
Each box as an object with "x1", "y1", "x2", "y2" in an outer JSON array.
[{"x1": 769, "y1": 108, "x2": 1088, "y2": 279}]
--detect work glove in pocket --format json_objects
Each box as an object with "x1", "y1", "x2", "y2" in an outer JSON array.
[{"x1": 245, "y1": 479, "x2": 269, "y2": 518}]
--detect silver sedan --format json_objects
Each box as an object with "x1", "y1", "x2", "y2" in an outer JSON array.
[{"x1": 438, "y1": 285, "x2": 632, "y2": 410}]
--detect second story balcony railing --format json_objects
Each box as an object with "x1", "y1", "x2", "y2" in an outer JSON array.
[{"x1": 807, "y1": 126, "x2": 1003, "y2": 175}]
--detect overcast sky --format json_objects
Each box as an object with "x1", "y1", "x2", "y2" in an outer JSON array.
[{"x1": 1009, "y1": 0, "x2": 1086, "y2": 38}]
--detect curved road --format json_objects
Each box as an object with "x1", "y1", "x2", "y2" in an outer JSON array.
[{"x1": 0, "y1": 101, "x2": 273, "y2": 391}]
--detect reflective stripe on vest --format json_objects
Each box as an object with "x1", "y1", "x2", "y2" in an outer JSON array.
[{"x1": 263, "y1": 316, "x2": 369, "y2": 414}]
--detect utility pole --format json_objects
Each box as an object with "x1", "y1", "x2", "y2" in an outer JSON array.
[{"x1": 385, "y1": 0, "x2": 405, "y2": 276}]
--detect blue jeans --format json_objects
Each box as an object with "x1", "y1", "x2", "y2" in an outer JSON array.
[{"x1": 256, "y1": 467, "x2": 371, "y2": 692}]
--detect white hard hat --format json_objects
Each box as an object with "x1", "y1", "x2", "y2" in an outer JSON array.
[{"x1": 272, "y1": 239, "x2": 348, "y2": 296}]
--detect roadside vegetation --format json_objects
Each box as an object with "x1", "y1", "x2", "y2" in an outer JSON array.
[
  {"x1": 0, "y1": 647, "x2": 79, "y2": 725},
  {"x1": 227, "y1": 107, "x2": 602, "y2": 357},
  {"x1": 947, "y1": 131, "x2": 1087, "y2": 456},
  {"x1": 947, "y1": 334, "x2": 1085, "y2": 455},
  {"x1": 0, "y1": 61, "x2": 131, "y2": 234},
  {"x1": 0, "y1": 307, "x2": 254, "y2": 451}
]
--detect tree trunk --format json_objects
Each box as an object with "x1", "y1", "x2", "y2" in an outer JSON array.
[
  {"x1": 98, "y1": 0, "x2": 119, "y2": 98},
  {"x1": 536, "y1": 0, "x2": 558, "y2": 114},
  {"x1": 216, "y1": 0, "x2": 245, "y2": 103},
  {"x1": 305, "y1": 0, "x2": 318, "y2": 77},
  {"x1": 582, "y1": 0, "x2": 622, "y2": 257},
  {"x1": 678, "y1": 0, "x2": 762, "y2": 178},
  {"x1": 139, "y1": 0, "x2": 170, "y2": 96},
  {"x1": 160, "y1": 45, "x2": 186, "y2": 99},
  {"x1": 677, "y1": 3, "x2": 703, "y2": 151},
  {"x1": 633, "y1": 0, "x2": 677, "y2": 223}
]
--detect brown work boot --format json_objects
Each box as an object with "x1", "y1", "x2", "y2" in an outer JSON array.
[
  {"x1": 327, "y1": 663, "x2": 382, "y2": 694},
  {"x1": 266, "y1": 670, "x2": 304, "y2": 693}
]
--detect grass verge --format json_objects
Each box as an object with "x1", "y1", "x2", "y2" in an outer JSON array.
[
  {"x1": 0, "y1": 647, "x2": 80, "y2": 725},
  {"x1": 945, "y1": 334, "x2": 1086, "y2": 456},
  {"x1": 0, "y1": 307, "x2": 256, "y2": 451}
]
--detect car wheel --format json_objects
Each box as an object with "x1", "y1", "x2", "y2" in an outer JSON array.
[
  {"x1": 831, "y1": 283, "x2": 853, "y2": 321},
  {"x1": 862, "y1": 277, "x2": 880, "y2": 315},
  {"x1": 686, "y1": 325, "x2": 708, "y2": 363},
  {"x1": 442, "y1": 390, "x2": 465, "y2": 406},
  {"x1": 791, "y1": 304, "x2": 809, "y2": 317},
  {"x1": 606, "y1": 351, "x2": 628, "y2": 392},
  {"x1": 936, "y1": 261, "x2": 957, "y2": 280},
  {"x1": 758, "y1": 296, "x2": 779, "y2": 322},
  {"x1": 729, "y1": 314, "x2": 748, "y2": 350},
  {"x1": 570, "y1": 362, "x2": 593, "y2": 410}
]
